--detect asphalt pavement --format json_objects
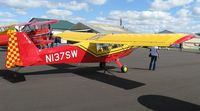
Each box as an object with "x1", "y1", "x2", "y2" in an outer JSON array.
[{"x1": 1, "y1": 47, "x2": 200, "y2": 111}]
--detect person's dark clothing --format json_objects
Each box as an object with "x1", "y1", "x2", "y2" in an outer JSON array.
[
  {"x1": 149, "y1": 47, "x2": 159, "y2": 71},
  {"x1": 149, "y1": 55, "x2": 157, "y2": 70}
]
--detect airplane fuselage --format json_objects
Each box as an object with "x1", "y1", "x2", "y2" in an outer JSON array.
[
  {"x1": 35, "y1": 45, "x2": 133, "y2": 65},
  {"x1": 6, "y1": 31, "x2": 133, "y2": 69}
]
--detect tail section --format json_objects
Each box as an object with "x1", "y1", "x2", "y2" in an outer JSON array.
[
  {"x1": 6, "y1": 29, "x2": 40, "y2": 68},
  {"x1": 6, "y1": 30, "x2": 22, "y2": 68}
]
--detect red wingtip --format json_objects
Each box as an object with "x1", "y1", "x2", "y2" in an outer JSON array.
[{"x1": 173, "y1": 35, "x2": 196, "y2": 45}]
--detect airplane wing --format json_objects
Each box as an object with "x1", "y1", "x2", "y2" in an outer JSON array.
[
  {"x1": 0, "y1": 24, "x2": 15, "y2": 28},
  {"x1": 55, "y1": 31, "x2": 98, "y2": 42},
  {"x1": 0, "y1": 24, "x2": 16, "y2": 35},
  {"x1": 56, "y1": 32, "x2": 195, "y2": 47},
  {"x1": 89, "y1": 34, "x2": 195, "y2": 47}
]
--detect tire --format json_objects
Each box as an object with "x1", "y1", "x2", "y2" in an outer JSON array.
[{"x1": 121, "y1": 65, "x2": 128, "y2": 73}]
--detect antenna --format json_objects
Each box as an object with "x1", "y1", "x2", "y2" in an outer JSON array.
[{"x1": 120, "y1": 18, "x2": 122, "y2": 27}]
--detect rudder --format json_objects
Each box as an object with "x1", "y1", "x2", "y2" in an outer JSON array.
[
  {"x1": 6, "y1": 29, "x2": 40, "y2": 68},
  {"x1": 6, "y1": 29, "x2": 22, "y2": 68}
]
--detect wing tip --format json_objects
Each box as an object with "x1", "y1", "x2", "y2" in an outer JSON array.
[{"x1": 173, "y1": 34, "x2": 196, "y2": 45}]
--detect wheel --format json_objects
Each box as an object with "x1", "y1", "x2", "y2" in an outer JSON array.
[
  {"x1": 99, "y1": 62, "x2": 106, "y2": 69},
  {"x1": 121, "y1": 65, "x2": 128, "y2": 73}
]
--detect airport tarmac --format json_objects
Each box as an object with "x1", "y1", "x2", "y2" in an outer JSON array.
[{"x1": 1, "y1": 47, "x2": 200, "y2": 111}]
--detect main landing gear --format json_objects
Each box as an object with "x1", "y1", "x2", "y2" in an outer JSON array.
[
  {"x1": 121, "y1": 65, "x2": 128, "y2": 73},
  {"x1": 114, "y1": 59, "x2": 128, "y2": 73},
  {"x1": 99, "y1": 59, "x2": 128, "y2": 73},
  {"x1": 99, "y1": 62, "x2": 106, "y2": 69}
]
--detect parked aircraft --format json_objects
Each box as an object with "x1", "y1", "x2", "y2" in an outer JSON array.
[{"x1": 4, "y1": 28, "x2": 194, "y2": 76}]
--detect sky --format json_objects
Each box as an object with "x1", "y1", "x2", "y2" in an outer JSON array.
[{"x1": 0, "y1": 0, "x2": 200, "y2": 33}]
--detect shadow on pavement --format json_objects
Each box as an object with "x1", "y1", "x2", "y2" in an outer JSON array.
[
  {"x1": 138, "y1": 95, "x2": 200, "y2": 111},
  {"x1": 131, "y1": 67, "x2": 149, "y2": 71},
  {"x1": 0, "y1": 64, "x2": 145, "y2": 90},
  {"x1": 0, "y1": 70, "x2": 26, "y2": 83}
]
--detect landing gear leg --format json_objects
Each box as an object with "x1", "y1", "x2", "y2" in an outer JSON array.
[
  {"x1": 99, "y1": 62, "x2": 106, "y2": 69},
  {"x1": 114, "y1": 59, "x2": 128, "y2": 73},
  {"x1": 99, "y1": 62, "x2": 111, "y2": 74}
]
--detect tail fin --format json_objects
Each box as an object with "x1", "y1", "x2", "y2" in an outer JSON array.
[
  {"x1": 6, "y1": 29, "x2": 40, "y2": 68},
  {"x1": 6, "y1": 29, "x2": 22, "y2": 68}
]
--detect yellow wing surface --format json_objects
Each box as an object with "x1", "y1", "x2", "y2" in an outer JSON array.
[
  {"x1": 55, "y1": 32, "x2": 97, "y2": 42},
  {"x1": 0, "y1": 24, "x2": 15, "y2": 28},
  {"x1": 89, "y1": 34, "x2": 194, "y2": 47},
  {"x1": 56, "y1": 32, "x2": 194, "y2": 47},
  {"x1": 0, "y1": 24, "x2": 16, "y2": 35}
]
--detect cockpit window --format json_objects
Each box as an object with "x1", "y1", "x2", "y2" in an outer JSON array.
[{"x1": 97, "y1": 44, "x2": 123, "y2": 53}]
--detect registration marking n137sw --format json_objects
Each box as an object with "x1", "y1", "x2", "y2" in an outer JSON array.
[{"x1": 45, "y1": 50, "x2": 78, "y2": 63}]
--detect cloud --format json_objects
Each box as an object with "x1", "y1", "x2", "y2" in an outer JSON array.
[
  {"x1": 46, "y1": 9, "x2": 72, "y2": 19},
  {"x1": 109, "y1": 10, "x2": 176, "y2": 33},
  {"x1": 194, "y1": 7, "x2": 200, "y2": 15},
  {"x1": 70, "y1": 16, "x2": 86, "y2": 22},
  {"x1": 89, "y1": 10, "x2": 200, "y2": 33},
  {"x1": 176, "y1": 9, "x2": 191, "y2": 17},
  {"x1": 0, "y1": 0, "x2": 88, "y2": 10},
  {"x1": 151, "y1": 0, "x2": 194, "y2": 10},
  {"x1": 109, "y1": 10, "x2": 173, "y2": 21},
  {"x1": 0, "y1": 12, "x2": 15, "y2": 17},
  {"x1": 86, "y1": 0, "x2": 107, "y2": 5},
  {"x1": 40, "y1": 15, "x2": 48, "y2": 19},
  {"x1": 59, "y1": 1, "x2": 88, "y2": 11},
  {"x1": 15, "y1": 9, "x2": 27, "y2": 15},
  {"x1": 0, "y1": 0, "x2": 50, "y2": 9},
  {"x1": 193, "y1": 0, "x2": 200, "y2": 15},
  {"x1": 188, "y1": 24, "x2": 200, "y2": 32},
  {"x1": 0, "y1": 0, "x2": 51, "y2": 16},
  {"x1": 0, "y1": 0, "x2": 90, "y2": 21},
  {"x1": 0, "y1": 18, "x2": 17, "y2": 26},
  {"x1": 89, "y1": 17, "x2": 119, "y2": 25}
]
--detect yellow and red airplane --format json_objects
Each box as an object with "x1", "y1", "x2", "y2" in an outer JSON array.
[{"x1": 3, "y1": 28, "x2": 194, "y2": 74}]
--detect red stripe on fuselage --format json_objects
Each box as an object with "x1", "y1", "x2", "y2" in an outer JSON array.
[{"x1": 32, "y1": 45, "x2": 134, "y2": 66}]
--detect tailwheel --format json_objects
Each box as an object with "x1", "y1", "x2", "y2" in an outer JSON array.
[
  {"x1": 99, "y1": 62, "x2": 106, "y2": 69},
  {"x1": 121, "y1": 65, "x2": 128, "y2": 73}
]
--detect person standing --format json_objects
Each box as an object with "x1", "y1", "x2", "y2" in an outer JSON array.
[
  {"x1": 149, "y1": 46, "x2": 159, "y2": 71},
  {"x1": 180, "y1": 43, "x2": 183, "y2": 51}
]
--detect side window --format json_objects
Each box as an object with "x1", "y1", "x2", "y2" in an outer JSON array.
[{"x1": 96, "y1": 44, "x2": 123, "y2": 53}]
